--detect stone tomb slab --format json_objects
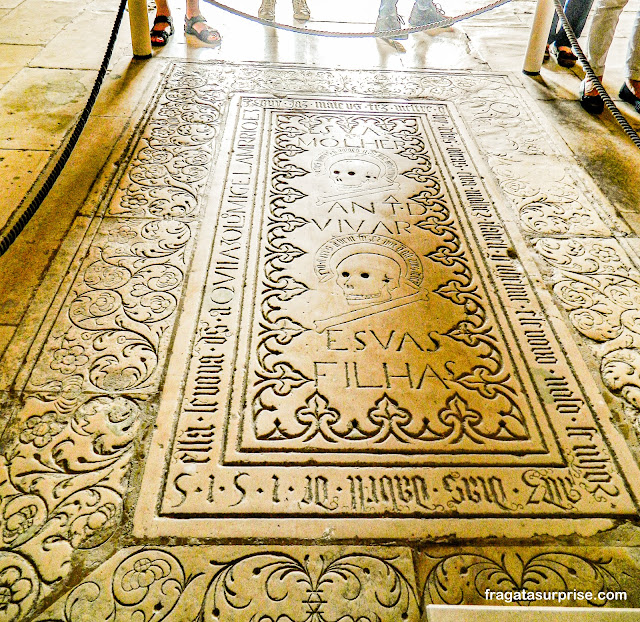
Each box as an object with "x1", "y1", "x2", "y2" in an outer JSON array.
[{"x1": 135, "y1": 92, "x2": 640, "y2": 539}]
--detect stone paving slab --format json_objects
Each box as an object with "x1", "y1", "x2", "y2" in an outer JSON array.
[{"x1": 0, "y1": 0, "x2": 78, "y2": 45}]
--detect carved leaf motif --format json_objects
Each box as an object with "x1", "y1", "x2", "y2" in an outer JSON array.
[
  {"x1": 536, "y1": 238, "x2": 640, "y2": 415},
  {"x1": 255, "y1": 362, "x2": 312, "y2": 397},
  {"x1": 0, "y1": 395, "x2": 142, "y2": 588},
  {"x1": 201, "y1": 553, "x2": 419, "y2": 622},
  {"x1": 294, "y1": 391, "x2": 341, "y2": 442},
  {"x1": 28, "y1": 219, "x2": 190, "y2": 393},
  {"x1": 0, "y1": 553, "x2": 40, "y2": 622},
  {"x1": 424, "y1": 551, "x2": 620, "y2": 607},
  {"x1": 111, "y1": 549, "x2": 190, "y2": 617}
]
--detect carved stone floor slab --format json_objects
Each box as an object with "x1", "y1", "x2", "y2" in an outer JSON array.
[
  {"x1": 33, "y1": 545, "x2": 420, "y2": 621},
  {"x1": 2, "y1": 62, "x2": 640, "y2": 621},
  {"x1": 129, "y1": 65, "x2": 640, "y2": 539}
]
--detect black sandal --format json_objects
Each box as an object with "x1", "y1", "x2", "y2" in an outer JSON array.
[
  {"x1": 150, "y1": 15, "x2": 174, "y2": 47},
  {"x1": 184, "y1": 15, "x2": 221, "y2": 46}
]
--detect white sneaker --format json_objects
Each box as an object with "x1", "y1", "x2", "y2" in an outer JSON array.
[
  {"x1": 293, "y1": 0, "x2": 310, "y2": 21},
  {"x1": 259, "y1": 0, "x2": 276, "y2": 21}
]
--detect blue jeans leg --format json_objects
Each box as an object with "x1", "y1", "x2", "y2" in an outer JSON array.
[{"x1": 548, "y1": 0, "x2": 596, "y2": 47}]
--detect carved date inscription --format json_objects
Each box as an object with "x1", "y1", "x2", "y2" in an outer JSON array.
[{"x1": 137, "y1": 95, "x2": 640, "y2": 535}]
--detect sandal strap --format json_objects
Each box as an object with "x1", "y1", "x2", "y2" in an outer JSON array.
[
  {"x1": 185, "y1": 14, "x2": 206, "y2": 28},
  {"x1": 151, "y1": 15, "x2": 173, "y2": 37}
]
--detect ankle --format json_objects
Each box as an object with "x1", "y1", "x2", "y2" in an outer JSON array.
[{"x1": 583, "y1": 77, "x2": 602, "y2": 96}]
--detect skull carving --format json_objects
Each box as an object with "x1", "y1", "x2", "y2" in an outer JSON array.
[
  {"x1": 330, "y1": 159, "x2": 381, "y2": 189},
  {"x1": 336, "y1": 253, "x2": 401, "y2": 305}
]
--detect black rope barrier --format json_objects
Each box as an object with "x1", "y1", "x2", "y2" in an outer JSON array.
[
  {"x1": 551, "y1": 0, "x2": 640, "y2": 149},
  {"x1": 0, "y1": 0, "x2": 129, "y2": 258}
]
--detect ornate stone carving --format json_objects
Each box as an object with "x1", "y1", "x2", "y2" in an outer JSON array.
[
  {"x1": 420, "y1": 549, "x2": 632, "y2": 608},
  {"x1": 34, "y1": 547, "x2": 419, "y2": 622},
  {"x1": 107, "y1": 70, "x2": 223, "y2": 219},
  {"x1": 31, "y1": 545, "x2": 640, "y2": 620},
  {"x1": 0, "y1": 385, "x2": 144, "y2": 619},
  {"x1": 3, "y1": 62, "x2": 640, "y2": 620},
  {"x1": 536, "y1": 237, "x2": 640, "y2": 419},
  {"x1": 26, "y1": 219, "x2": 193, "y2": 394},
  {"x1": 136, "y1": 94, "x2": 640, "y2": 538}
]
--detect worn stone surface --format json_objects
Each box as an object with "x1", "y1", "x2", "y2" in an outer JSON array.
[
  {"x1": 0, "y1": 0, "x2": 78, "y2": 45},
  {"x1": 3, "y1": 60, "x2": 640, "y2": 621},
  {"x1": 0, "y1": 44, "x2": 40, "y2": 87},
  {"x1": 0, "y1": 149, "x2": 50, "y2": 232},
  {"x1": 416, "y1": 546, "x2": 640, "y2": 608},
  {"x1": 28, "y1": 9, "x2": 131, "y2": 71},
  {"x1": 0, "y1": 68, "x2": 96, "y2": 150},
  {"x1": 32, "y1": 546, "x2": 420, "y2": 622}
]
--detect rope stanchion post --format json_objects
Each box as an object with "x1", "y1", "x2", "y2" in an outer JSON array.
[
  {"x1": 128, "y1": 0, "x2": 152, "y2": 59},
  {"x1": 523, "y1": 0, "x2": 555, "y2": 74}
]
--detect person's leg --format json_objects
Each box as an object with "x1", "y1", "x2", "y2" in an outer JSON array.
[
  {"x1": 259, "y1": 0, "x2": 276, "y2": 21},
  {"x1": 376, "y1": 0, "x2": 407, "y2": 39},
  {"x1": 548, "y1": 13, "x2": 559, "y2": 45},
  {"x1": 185, "y1": 0, "x2": 221, "y2": 44},
  {"x1": 623, "y1": 8, "x2": 640, "y2": 96},
  {"x1": 553, "y1": 0, "x2": 596, "y2": 48},
  {"x1": 156, "y1": 0, "x2": 170, "y2": 17},
  {"x1": 579, "y1": 0, "x2": 625, "y2": 105},
  {"x1": 377, "y1": 0, "x2": 398, "y2": 18},
  {"x1": 586, "y1": 0, "x2": 629, "y2": 78}
]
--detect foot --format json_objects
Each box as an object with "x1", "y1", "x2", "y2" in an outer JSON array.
[
  {"x1": 375, "y1": 10, "x2": 408, "y2": 40},
  {"x1": 579, "y1": 77, "x2": 604, "y2": 114},
  {"x1": 549, "y1": 42, "x2": 576, "y2": 68},
  {"x1": 150, "y1": 13, "x2": 173, "y2": 46},
  {"x1": 185, "y1": 14, "x2": 221, "y2": 46},
  {"x1": 583, "y1": 77, "x2": 602, "y2": 97},
  {"x1": 408, "y1": 1, "x2": 447, "y2": 27},
  {"x1": 259, "y1": 0, "x2": 276, "y2": 20},
  {"x1": 620, "y1": 80, "x2": 640, "y2": 112},
  {"x1": 293, "y1": 0, "x2": 310, "y2": 20}
]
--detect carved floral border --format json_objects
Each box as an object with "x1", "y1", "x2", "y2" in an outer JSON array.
[{"x1": 30, "y1": 546, "x2": 640, "y2": 621}]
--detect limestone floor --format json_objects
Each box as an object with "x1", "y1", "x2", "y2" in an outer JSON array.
[{"x1": 2, "y1": 0, "x2": 640, "y2": 620}]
